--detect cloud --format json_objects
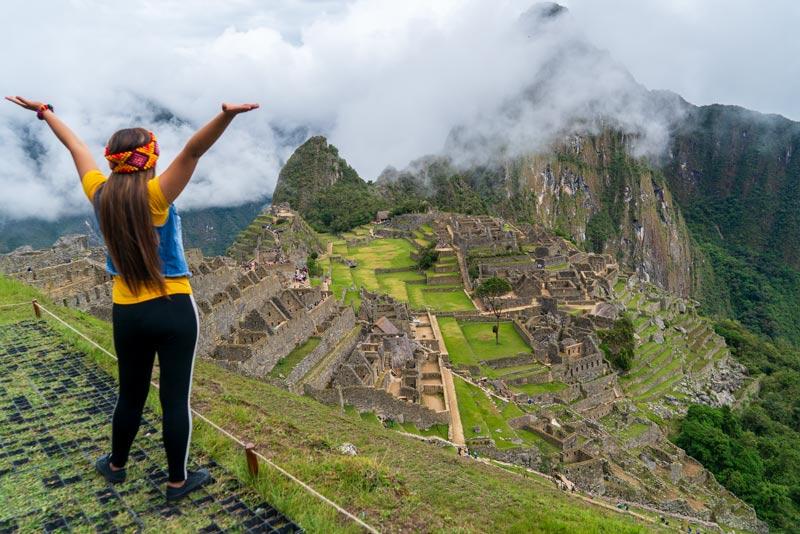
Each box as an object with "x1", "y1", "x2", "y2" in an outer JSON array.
[{"x1": 1, "y1": 0, "x2": 792, "y2": 221}]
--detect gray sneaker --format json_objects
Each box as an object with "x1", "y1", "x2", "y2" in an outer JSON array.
[
  {"x1": 95, "y1": 453, "x2": 126, "y2": 484},
  {"x1": 166, "y1": 469, "x2": 211, "y2": 502}
]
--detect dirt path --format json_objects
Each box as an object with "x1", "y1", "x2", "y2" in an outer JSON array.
[{"x1": 441, "y1": 367, "x2": 465, "y2": 445}]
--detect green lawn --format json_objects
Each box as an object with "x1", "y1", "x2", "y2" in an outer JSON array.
[
  {"x1": 376, "y1": 271, "x2": 425, "y2": 302},
  {"x1": 438, "y1": 317, "x2": 478, "y2": 367},
  {"x1": 440, "y1": 319, "x2": 533, "y2": 367},
  {"x1": 454, "y1": 376, "x2": 543, "y2": 450},
  {"x1": 407, "y1": 286, "x2": 474, "y2": 312},
  {"x1": 455, "y1": 376, "x2": 517, "y2": 448},
  {"x1": 460, "y1": 322, "x2": 531, "y2": 359}
]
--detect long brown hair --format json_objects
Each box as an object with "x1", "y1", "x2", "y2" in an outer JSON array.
[{"x1": 98, "y1": 128, "x2": 166, "y2": 296}]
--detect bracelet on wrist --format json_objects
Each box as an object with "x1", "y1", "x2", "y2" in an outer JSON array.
[{"x1": 36, "y1": 104, "x2": 53, "y2": 120}]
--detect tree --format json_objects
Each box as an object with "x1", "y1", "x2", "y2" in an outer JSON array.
[
  {"x1": 416, "y1": 243, "x2": 439, "y2": 271},
  {"x1": 475, "y1": 277, "x2": 512, "y2": 344},
  {"x1": 597, "y1": 316, "x2": 635, "y2": 371}
]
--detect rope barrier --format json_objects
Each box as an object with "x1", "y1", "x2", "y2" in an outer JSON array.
[
  {"x1": 34, "y1": 301, "x2": 379, "y2": 534},
  {"x1": 0, "y1": 301, "x2": 33, "y2": 308}
]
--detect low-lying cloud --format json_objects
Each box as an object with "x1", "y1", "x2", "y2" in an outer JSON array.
[{"x1": 2, "y1": 0, "x2": 688, "y2": 221}]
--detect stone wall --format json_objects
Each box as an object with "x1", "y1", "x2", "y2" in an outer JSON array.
[
  {"x1": 0, "y1": 234, "x2": 92, "y2": 274},
  {"x1": 286, "y1": 307, "x2": 358, "y2": 389},
  {"x1": 481, "y1": 353, "x2": 539, "y2": 370},
  {"x1": 561, "y1": 457, "x2": 605, "y2": 494},
  {"x1": 558, "y1": 350, "x2": 604, "y2": 383},
  {"x1": 621, "y1": 424, "x2": 662, "y2": 450},
  {"x1": 512, "y1": 319, "x2": 535, "y2": 349},
  {"x1": 580, "y1": 374, "x2": 616, "y2": 397},
  {"x1": 305, "y1": 385, "x2": 449, "y2": 429},
  {"x1": 469, "y1": 444, "x2": 542, "y2": 469},
  {"x1": 572, "y1": 389, "x2": 616, "y2": 413},
  {"x1": 11, "y1": 259, "x2": 110, "y2": 296},
  {"x1": 506, "y1": 370, "x2": 552, "y2": 387},
  {"x1": 238, "y1": 310, "x2": 317, "y2": 375},
  {"x1": 196, "y1": 267, "x2": 283, "y2": 357},
  {"x1": 554, "y1": 383, "x2": 583, "y2": 404},
  {"x1": 427, "y1": 274, "x2": 461, "y2": 286},
  {"x1": 581, "y1": 401, "x2": 615, "y2": 420},
  {"x1": 301, "y1": 323, "x2": 364, "y2": 391}
]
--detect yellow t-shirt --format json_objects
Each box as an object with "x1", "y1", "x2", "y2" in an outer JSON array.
[{"x1": 82, "y1": 170, "x2": 192, "y2": 304}]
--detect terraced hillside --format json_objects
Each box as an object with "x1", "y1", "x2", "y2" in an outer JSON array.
[
  {"x1": 227, "y1": 209, "x2": 324, "y2": 264},
  {"x1": 322, "y1": 226, "x2": 474, "y2": 314},
  {"x1": 613, "y1": 277, "x2": 753, "y2": 420},
  {"x1": 227, "y1": 211, "x2": 277, "y2": 262}
]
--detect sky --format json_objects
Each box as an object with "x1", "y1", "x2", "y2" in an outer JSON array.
[{"x1": 2, "y1": 0, "x2": 798, "y2": 221}]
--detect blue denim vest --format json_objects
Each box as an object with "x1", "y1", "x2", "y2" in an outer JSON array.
[{"x1": 94, "y1": 185, "x2": 192, "y2": 278}]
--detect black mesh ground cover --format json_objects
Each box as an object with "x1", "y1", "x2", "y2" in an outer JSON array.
[{"x1": 0, "y1": 320, "x2": 303, "y2": 533}]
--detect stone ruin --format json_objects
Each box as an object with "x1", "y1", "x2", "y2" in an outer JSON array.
[
  {"x1": 307, "y1": 289, "x2": 451, "y2": 430},
  {"x1": 1, "y1": 234, "x2": 114, "y2": 320}
]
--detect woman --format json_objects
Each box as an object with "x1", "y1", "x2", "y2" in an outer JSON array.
[{"x1": 5, "y1": 96, "x2": 259, "y2": 501}]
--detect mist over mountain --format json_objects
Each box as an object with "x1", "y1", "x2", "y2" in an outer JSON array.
[{"x1": 1, "y1": 2, "x2": 699, "y2": 222}]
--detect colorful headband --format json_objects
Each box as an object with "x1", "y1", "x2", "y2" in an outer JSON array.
[{"x1": 105, "y1": 131, "x2": 160, "y2": 174}]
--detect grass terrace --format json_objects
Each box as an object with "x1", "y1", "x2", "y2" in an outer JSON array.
[
  {"x1": 324, "y1": 236, "x2": 474, "y2": 313},
  {"x1": 453, "y1": 376, "x2": 556, "y2": 452},
  {"x1": 268, "y1": 337, "x2": 322, "y2": 379}
]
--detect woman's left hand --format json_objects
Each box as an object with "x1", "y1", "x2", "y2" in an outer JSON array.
[
  {"x1": 5, "y1": 96, "x2": 45, "y2": 112},
  {"x1": 222, "y1": 103, "x2": 260, "y2": 115}
]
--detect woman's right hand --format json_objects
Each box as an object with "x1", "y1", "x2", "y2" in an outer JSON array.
[{"x1": 5, "y1": 96, "x2": 46, "y2": 112}]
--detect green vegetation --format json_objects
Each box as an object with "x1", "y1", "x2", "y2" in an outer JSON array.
[
  {"x1": 454, "y1": 377, "x2": 544, "y2": 450},
  {"x1": 327, "y1": 236, "x2": 474, "y2": 313},
  {"x1": 306, "y1": 252, "x2": 324, "y2": 277},
  {"x1": 272, "y1": 136, "x2": 384, "y2": 233},
  {"x1": 674, "y1": 405, "x2": 800, "y2": 532},
  {"x1": 669, "y1": 106, "x2": 800, "y2": 347},
  {"x1": 598, "y1": 316, "x2": 635, "y2": 371},
  {"x1": 416, "y1": 242, "x2": 439, "y2": 271}
]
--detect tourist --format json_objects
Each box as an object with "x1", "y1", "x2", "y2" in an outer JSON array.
[{"x1": 5, "y1": 95, "x2": 258, "y2": 501}]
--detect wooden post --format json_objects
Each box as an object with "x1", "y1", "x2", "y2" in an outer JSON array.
[
  {"x1": 32, "y1": 299, "x2": 41, "y2": 319},
  {"x1": 244, "y1": 443, "x2": 258, "y2": 477}
]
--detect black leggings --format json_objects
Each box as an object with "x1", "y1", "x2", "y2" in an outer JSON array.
[{"x1": 110, "y1": 294, "x2": 199, "y2": 483}]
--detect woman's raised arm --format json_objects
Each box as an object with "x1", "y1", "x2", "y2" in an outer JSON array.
[
  {"x1": 5, "y1": 96, "x2": 99, "y2": 179},
  {"x1": 158, "y1": 103, "x2": 259, "y2": 204}
]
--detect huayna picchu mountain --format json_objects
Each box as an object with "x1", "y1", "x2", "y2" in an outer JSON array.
[{"x1": 271, "y1": 136, "x2": 380, "y2": 233}]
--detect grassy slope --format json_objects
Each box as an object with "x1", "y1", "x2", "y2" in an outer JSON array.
[{"x1": 0, "y1": 275, "x2": 669, "y2": 534}]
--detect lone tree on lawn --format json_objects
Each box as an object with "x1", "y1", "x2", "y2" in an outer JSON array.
[{"x1": 475, "y1": 277, "x2": 512, "y2": 345}]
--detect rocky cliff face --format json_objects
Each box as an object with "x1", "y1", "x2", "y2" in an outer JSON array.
[{"x1": 505, "y1": 131, "x2": 693, "y2": 296}]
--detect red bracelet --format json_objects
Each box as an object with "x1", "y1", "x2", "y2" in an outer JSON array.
[{"x1": 36, "y1": 104, "x2": 53, "y2": 120}]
